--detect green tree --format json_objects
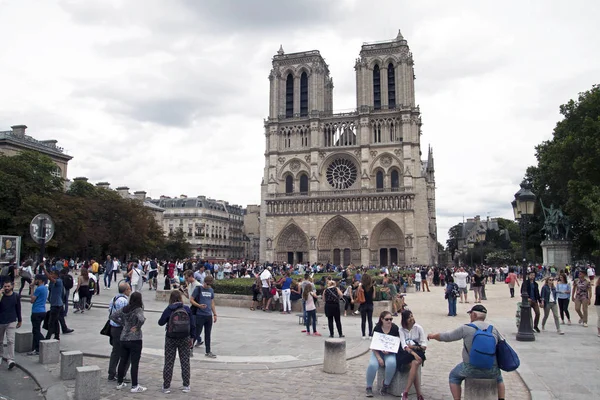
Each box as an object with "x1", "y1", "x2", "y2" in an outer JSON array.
[
  {"x1": 526, "y1": 84, "x2": 600, "y2": 258},
  {"x1": 161, "y1": 228, "x2": 192, "y2": 260},
  {"x1": 446, "y1": 224, "x2": 462, "y2": 259},
  {"x1": 0, "y1": 151, "x2": 63, "y2": 233}
]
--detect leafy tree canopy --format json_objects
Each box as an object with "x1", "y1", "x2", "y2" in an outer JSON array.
[
  {"x1": 0, "y1": 151, "x2": 173, "y2": 261},
  {"x1": 526, "y1": 84, "x2": 600, "y2": 257}
]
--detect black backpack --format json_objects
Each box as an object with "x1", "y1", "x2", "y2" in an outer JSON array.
[
  {"x1": 166, "y1": 306, "x2": 190, "y2": 338},
  {"x1": 63, "y1": 274, "x2": 74, "y2": 290}
]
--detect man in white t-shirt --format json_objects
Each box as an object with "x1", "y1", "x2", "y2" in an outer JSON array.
[
  {"x1": 587, "y1": 265, "x2": 595, "y2": 281},
  {"x1": 260, "y1": 267, "x2": 273, "y2": 311},
  {"x1": 129, "y1": 265, "x2": 143, "y2": 293},
  {"x1": 453, "y1": 267, "x2": 469, "y2": 303}
]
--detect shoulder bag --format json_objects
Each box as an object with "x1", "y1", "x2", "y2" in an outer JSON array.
[{"x1": 496, "y1": 332, "x2": 520, "y2": 371}]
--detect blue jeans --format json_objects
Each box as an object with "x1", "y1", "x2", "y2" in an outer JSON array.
[
  {"x1": 104, "y1": 271, "x2": 112, "y2": 288},
  {"x1": 366, "y1": 352, "x2": 397, "y2": 387},
  {"x1": 415, "y1": 281, "x2": 421, "y2": 291},
  {"x1": 448, "y1": 297, "x2": 457, "y2": 316},
  {"x1": 305, "y1": 309, "x2": 317, "y2": 333},
  {"x1": 449, "y1": 362, "x2": 503, "y2": 385}
]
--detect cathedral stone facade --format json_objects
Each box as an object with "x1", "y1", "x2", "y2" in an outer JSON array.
[{"x1": 259, "y1": 31, "x2": 437, "y2": 267}]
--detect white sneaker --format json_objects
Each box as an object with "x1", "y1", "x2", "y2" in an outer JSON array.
[
  {"x1": 557, "y1": 330, "x2": 564, "y2": 335},
  {"x1": 116, "y1": 382, "x2": 128, "y2": 390},
  {"x1": 362, "y1": 336, "x2": 367, "y2": 340},
  {"x1": 161, "y1": 387, "x2": 171, "y2": 394},
  {"x1": 181, "y1": 386, "x2": 191, "y2": 393},
  {"x1": 583, "y1": 323, "x2": 588, "y2": 327},
  {"x1": 130, "y1": 385, "x2": 147, "y2": 393}
]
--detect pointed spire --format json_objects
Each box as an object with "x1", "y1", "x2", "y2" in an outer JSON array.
[
  {"x1": 396, "y1": 29, "x2": 404, "y2": 41},
  {"x1": 427, "y1": 146, "x2": 435, "y2": 172},
  {"x1": 277, "y1": 45, "x2": 284, "y2": 55}
]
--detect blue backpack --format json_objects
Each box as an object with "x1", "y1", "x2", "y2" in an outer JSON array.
[{"x1": 466, "y1": 323, "x2": 496, "y2": 369}]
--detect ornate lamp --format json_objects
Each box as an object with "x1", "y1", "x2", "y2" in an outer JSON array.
[{"x1": 513, "y1": 182, "x2": 536, "y2": 342}]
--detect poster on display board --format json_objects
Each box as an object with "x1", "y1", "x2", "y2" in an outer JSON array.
[{"x1": 0, "y1": 236, "x2": 21, "y2": 265}]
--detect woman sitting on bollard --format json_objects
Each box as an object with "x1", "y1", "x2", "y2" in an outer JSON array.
[
  {"x1": 396, "y1": 310, "x2": 427, "y2": 400},
  {"x1": 365, "y1": 311, "x2": 399, "y2": 397}
]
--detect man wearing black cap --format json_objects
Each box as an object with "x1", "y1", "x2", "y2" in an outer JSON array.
[{"x1": 427, "y1": 305, "x2": 506, "y2": 400}]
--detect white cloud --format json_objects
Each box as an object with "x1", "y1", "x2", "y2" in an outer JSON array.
[{"x1": 1, "y1": 0, "x2": 599, "y2": 245}]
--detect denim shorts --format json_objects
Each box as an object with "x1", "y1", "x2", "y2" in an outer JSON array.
[
  {"x1": 458, "y1": 287, "x2": 468, "y2": 294},
  {"x1": 449, "y1": 362, "x2": 503, "y2": 385}
]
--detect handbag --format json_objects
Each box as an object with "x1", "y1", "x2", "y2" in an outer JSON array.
[
  {"x1": 73, "y1": 291, "x2": 80, "y2": 303},
  {"x1": 505, "y1": 276, "x2": 511, "y2": 284},
  {"x1": 496, "y1": 334, "x2": 520, "y2": 371},
  {"x1": 100, "y1": 320, "x2": 112, "y2": 337}
]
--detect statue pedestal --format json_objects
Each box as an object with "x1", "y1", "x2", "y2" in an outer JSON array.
[{"x1": 541, "y1": 240, "x2": 572, "y2": 269}]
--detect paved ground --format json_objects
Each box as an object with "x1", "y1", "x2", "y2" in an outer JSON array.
[
  {"x1": 9, "y1": 277, "x2": 599, "y2": 398},
  {"x1": 0, "y1": 362, "x2": 43, "y2": 400}
]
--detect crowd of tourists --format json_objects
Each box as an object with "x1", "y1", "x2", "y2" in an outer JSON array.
[{"x1": 1, "y1": 256, "x2": 598, "y2": 398}]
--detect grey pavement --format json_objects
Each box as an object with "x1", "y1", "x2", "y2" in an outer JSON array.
[
  {"x1": 0, "y1": 355, "x2": 44, "y2": 400},
  {"x1": 7, "y1": 278, "x2": 599, "y2": 399}
]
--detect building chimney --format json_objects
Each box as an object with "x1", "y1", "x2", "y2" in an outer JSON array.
[
  {"x1": 115, "y1": 186, "x2": 130, "y2": 198},
  {"x1": 133, "y1": 191, "x2": 147, "y2": 201},
  {"x1": 11, "y1": 125, "x2": 27, "y2": 137},
  {"x1": 96, "y1": 182, "x2": 110, "y2": 190}
]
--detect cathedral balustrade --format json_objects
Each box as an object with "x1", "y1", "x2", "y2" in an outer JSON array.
[
  {"x1": 268, "y1": 187, "x2": 413, "y2": 199},
  {"x1": 264, "y1": 192, "x2": 414, "y2": 216}
]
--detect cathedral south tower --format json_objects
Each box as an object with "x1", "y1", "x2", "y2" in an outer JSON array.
[{"x1": 259, "y1": 31, "x2": 437, "y2": 267}]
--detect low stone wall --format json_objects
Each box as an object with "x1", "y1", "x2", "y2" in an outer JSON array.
[{"x1": 154, "y1": 290, "x2": 390, "y2": 315}]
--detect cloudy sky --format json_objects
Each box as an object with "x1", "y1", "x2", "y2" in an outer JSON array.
[{"x1": 1, "y1": 0, "x2": 599, "y2": 245}]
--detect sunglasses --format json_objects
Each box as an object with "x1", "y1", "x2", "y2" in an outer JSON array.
[{"x1": 384, "y1": 318, "x2": 393, "y2": 321}]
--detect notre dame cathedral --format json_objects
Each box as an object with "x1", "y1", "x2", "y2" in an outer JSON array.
[{"x1": 259, "y1": 31, "x2": 437, "y2": 267}]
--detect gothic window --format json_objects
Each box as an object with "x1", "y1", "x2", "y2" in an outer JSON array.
[
  {"x1": 300, "y1": 72, "x2": 308, "y2": 117},
  {"x1": 285, "y1": 73, "x2": 294, "y2": 118},
  {"x1": 376, "y1": 171, "x2": 384, "y2": 192},
  {"x1": 389, "y1": 121, "x2": 395, "y2": 142},
  {"x1": 373, "y1": 64, "x2": 381, "y2": 110},
  {"x1": 285, "y1": 131, "x2": 291, "y2": 148},
  {"x1": 391, "y1": 169, "x2": 400, "y2": 191},
  {"x1": 326, "y1": 158, "x2": 357, "y2": 190},
  {"x1": 300, "y1": 128, "x2": 309, "y2": 147},
  {"x1": 373, "y1": 122, "x2": 382, "y2": 143},
  {"x1": 388, "y1": 63, "x2": 396, "y2": 109},
  {"x1": 285, "y1": 175, "x2": 294, "y2": 194},
  {"x1": 299, "y1": 174, "x2": 309, "y2": 195}
]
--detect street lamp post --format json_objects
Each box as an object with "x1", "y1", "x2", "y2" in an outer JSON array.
[
  {"x1": 512, "y1": 182, "x2": 537, "y2": 342},
  {"x1": 468, "y1": 241, "x2": 474, "y2": 266}
]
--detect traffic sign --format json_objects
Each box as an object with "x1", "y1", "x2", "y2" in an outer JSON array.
[{"x1": 30, "y1": 214, "x2": 55, "y2": 244}]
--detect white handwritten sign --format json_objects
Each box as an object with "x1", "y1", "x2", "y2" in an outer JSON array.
[{"x1": 369, "y1": 331, "x2": 401, "y2": 353}]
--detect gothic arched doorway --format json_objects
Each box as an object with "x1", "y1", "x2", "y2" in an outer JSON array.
[
  {"x1": 276, "y1": 223, "x2": 309, "y2": 265},
  {"x1": 370, "y1": 218, "x2": 405, "y2": 266},
  {"x1": 317, "y1": 215, "x2": 361, "y2": 266}
]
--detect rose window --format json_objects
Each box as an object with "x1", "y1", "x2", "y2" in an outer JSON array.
[{"x1": 326, "y1": 158, "x2": 357, "y2": 189}]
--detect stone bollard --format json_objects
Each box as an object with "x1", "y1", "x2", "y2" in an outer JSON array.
[
  {"x1": 39, "y1": 339, "x2": 60, "y2": 364},
  {"x1": 75, "y1": 365, "x2": 101, "y2": 400},
  {"x1": 464, "y1": 378, "x2": 498, "y2": 400},
  {"x1": 376, "y1": 364, "x2": 420, "y2": 396},
  {"x1": 61, "y1": 350, "x2": 84, "y2": 380},
  {"x1": 14, "y1": 331, "x2": 33, "y2": 353},
  {"x1": 323, "y1": 338, "x2": 346, "y2": 374}
]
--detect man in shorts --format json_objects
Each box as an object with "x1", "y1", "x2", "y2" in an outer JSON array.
[
  {"x1": 428, "y1": 305, "x2": 505, "y2": 400},
  {"x1": 260, "y1": 266, "x2": 273, "y2": 312},
  {"x1": 453, "y1": 267, "x2": 469, "y2": 303}
]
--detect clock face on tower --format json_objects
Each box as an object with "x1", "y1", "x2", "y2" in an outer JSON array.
[{"x1": 326, "y1": 158, "x2": 357, "y2": 190}]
